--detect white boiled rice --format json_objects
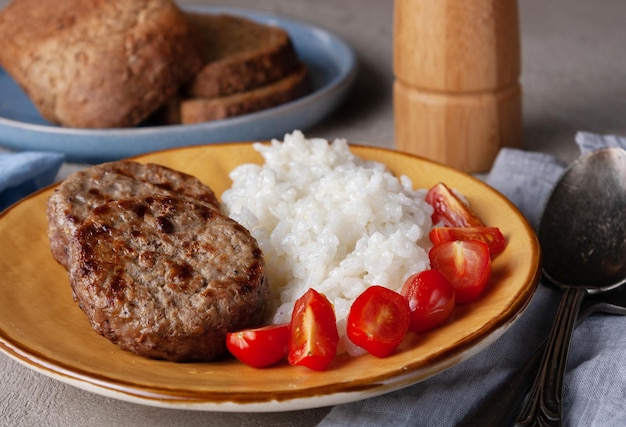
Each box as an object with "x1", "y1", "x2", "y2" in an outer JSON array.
[{"x1": 221, "y1": 131, "x2": 433, "y2": 353}]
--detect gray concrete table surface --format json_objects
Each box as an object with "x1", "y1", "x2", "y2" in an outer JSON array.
[{"x1": 1, "y1": 0, "x2": 625, "y2": 426}]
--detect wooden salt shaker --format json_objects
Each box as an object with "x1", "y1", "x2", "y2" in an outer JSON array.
[{"x1": 393, "y1": 0, "x2": 522, "y2": 172}]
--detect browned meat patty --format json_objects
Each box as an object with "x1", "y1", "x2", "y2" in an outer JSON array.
[
  {"x1": 68, "y1": 195, "x2": 268, "y2": 362},
  {"x1": 47, "y1": 161, "x2": 220, "y2": 268}
]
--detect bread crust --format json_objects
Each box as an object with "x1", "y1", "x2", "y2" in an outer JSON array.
[
  {"x1": 179, "y1": 64, "x2": 311, "y2": 124},
  {"x1": 184, "y1": 13, "x2": 300, "y2": 98},
  {"x1": 0, "y1": 0, "x2": 203, "y2": 128}
]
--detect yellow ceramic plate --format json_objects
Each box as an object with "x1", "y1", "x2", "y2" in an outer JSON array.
[{"x1": 0, "y1": 144, "x2": 540, "y2": 412}]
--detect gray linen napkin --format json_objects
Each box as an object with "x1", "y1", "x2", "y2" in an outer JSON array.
[
  {"x1": 0, "y1": 151, "x2": 64, "y2": 211},
  {"x1": 320, "y1": 132, "x2": 626, "y2": 427}
]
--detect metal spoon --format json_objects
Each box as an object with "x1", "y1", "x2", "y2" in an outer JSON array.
[
  {"x1": 459, "y1": 147, "x2": 626, "y2": 426},
  {"x1": 457, "y1": 286, "x2": 626, "y2": 427},
  {"x1": 514, "y1": 147, "x2": 626, "y2": 426}
]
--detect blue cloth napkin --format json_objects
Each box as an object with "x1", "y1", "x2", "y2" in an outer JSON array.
[
  {"x1": 0, "y1": 151, "x2": 64, "y2": 211},
  {"x1": 320, "y1": 132, "x2": 626, "y2": 427}
]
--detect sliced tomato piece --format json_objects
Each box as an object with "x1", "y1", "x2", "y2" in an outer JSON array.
[
  {"x1": 429, "y1": 240, "x2": 491, "y2": 304},
  {"x1": 425, "y1": 182, "x2": 484, "y2": 227},
  {"x1": 226, "y1": 323, "x2": 290, "y2": 368},
  {"x1": 288, "y1": 288, "x2": 339, "y2": 371},
  {"x1": 429, "y1": 226, "x2": 506, "y2": 256},
  {"x1": 347, "y1": 285, "x2": 410, "y2": 358},
  {"x1": 400, "y1": 270, "x2": 455, "y2": 333}
]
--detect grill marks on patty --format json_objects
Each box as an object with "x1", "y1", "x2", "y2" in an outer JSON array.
[
  {"x1": 47, "y1": 161, "x2": 221, "y2": 268},
  {"x1": 47, "y1": 163, "x2": 268, "y2": 362}
]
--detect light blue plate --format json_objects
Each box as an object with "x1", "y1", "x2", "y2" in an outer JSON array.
[{"x1": 0, "y1": 6, "x2": 357, "y2": 163}]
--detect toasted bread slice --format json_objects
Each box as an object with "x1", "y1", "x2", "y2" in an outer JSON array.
[
  {"x1": 184, "y1": 13, "x2": 300, "y2": 98},
  {"x1": 176, "y1": 63, "x2": 310, "y2": 124}
]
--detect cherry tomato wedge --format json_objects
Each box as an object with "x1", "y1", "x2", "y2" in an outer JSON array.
[
  {"x1": 288, "y1": 288, "x2": 339, "y2": 371},
  {"x1": 347, "y1": 285, "x2": 410, "y2": 358},
  {"x1": 226, "y1": 323, "x2": 290, "y2": 368},
  {"x1": 429, "y1": 240, "x2": 492, "y2": 304},
  {"x1": 429, "y1": 226, "x2": 506, "y2": 256},
  {"x1": 425, "y1": 182, "x2": 484, "y2": 228},
  {"x1": 400, "y1": 270, "x2": 455, "y2": 333}
]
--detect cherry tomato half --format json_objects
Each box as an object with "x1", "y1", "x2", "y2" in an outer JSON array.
[
  {"x1": 226, "y1": 323, "x2": 290, "y2": 368},
  {"x1": 429, "y1": 240, "x2": 492, "y2": 304},
  {"x1": 425, "y1": 183, "x2": 484, "y2": 228},
  {"x1": 347, "y1": 285, "x2": 410, "y2": 358},
  {"x1": 400, "y1": 270, "x2": 455, "y2": 333},
  {"x1": 288, "y1": 288, "x2": 339, "y2": 371},
  {"x1": 429, "y1": 226, "x2": 506, "y2": 257}
]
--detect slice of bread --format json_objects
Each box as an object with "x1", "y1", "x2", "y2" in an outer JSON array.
[
  {"x1": 176, "y1": 63, "x2": 310, "y2": 124},
  {"x1": 0, "y1": 0, "x2": 203, "y2": 128},
  {"x1": 184, "y1": 13, "x2": 300, "y2": 99}
]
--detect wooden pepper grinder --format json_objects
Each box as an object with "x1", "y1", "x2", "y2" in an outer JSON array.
[{"x1": 393, "y1": 0, "x2": 522, "y2": 172}]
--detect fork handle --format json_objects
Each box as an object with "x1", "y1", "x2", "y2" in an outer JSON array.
[{"x1": 515, "y1": 287, "x2": 586, "y2": 426}]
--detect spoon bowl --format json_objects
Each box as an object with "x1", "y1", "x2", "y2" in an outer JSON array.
[
  {"x1": 516, "y1": 147, "x2": 626, "y2": 426},
  {"x1": 539, "y1": 147, "x2": 626, "y2": 290}
]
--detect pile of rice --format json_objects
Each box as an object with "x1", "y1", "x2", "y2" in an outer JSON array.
[{"x1": 222, "y1": 131, "x2": 434, "y2": 352}]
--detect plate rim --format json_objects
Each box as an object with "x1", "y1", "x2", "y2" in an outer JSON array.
[{"x1": 0, "y1": 143, "x2": 541, "y2": 412}]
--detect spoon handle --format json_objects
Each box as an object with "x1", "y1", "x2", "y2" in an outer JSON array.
[
  {"x1": 515, "y1": 287, "x2": 586, "y2": 426},
  {"x1": 457, "y1": 295, "x2": 613, "y2": 427}
]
